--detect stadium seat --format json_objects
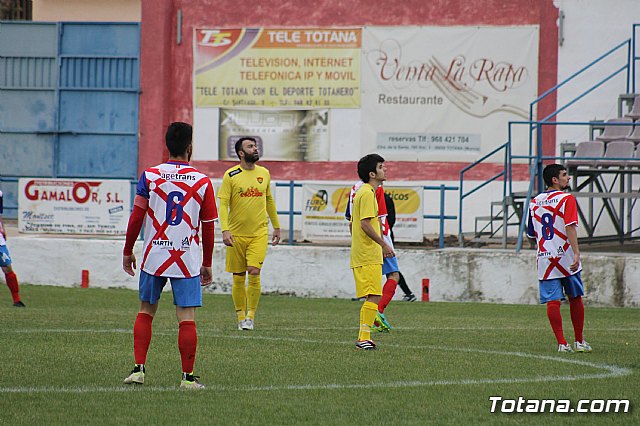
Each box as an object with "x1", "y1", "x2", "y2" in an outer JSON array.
[
  {"x1": 626, "y1": 120, "x2": 640, "y2": 143},
  {"x1": 629, "y1": 145, "x2": 640, "y2": 167},
  {"x1": 595, "y1": 117, "x2": 633, "y2": 143},
  {"x1": 596, "y1": 139, "x2": 635, "y2": 167},
  {"x1": 565, "y1": 140, "x2": 604, "y2": 167},
  {"x1": 625, "y1": 95, "x2": 640, "y2": 121}
]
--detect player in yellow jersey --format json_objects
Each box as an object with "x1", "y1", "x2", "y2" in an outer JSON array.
[
  {"x1": 218, "y1": 137, "x2": 280, "y2": 330},
  {"x1": 350, "y1": 154, "x2": 394, "y2": 350}
]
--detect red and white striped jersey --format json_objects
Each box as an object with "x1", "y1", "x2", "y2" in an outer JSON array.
[
  {"x1": 138, "y1": 161, "x2": 217, "y2": 278},
  {"x1": 527, "y1": 190, "x2": 581, "y2": 280}
]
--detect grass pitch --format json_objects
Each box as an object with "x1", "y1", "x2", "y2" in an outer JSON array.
[{"x1": 0, "y1": 285, "x2": 638, "y2": 425}]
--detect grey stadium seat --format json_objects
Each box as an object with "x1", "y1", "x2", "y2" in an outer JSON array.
[
  {"x1": 626, "y1": 120, "x2": 640, "y2": 143},
  {"x1": 625, "y1": 95, "x2": 640, "y2": 121},
  {"x1": 566, "y1": 140, "x2": 604, "y2": 167},
  {"x1": 595, "y1": 117, "x2": 633, "y2": 143},
  {"x1": 596, "y1": 140, "x2": 635, "y2": 167}
]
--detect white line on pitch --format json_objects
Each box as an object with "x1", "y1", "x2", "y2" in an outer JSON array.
[{"x1": 0, "y1": 333, "x2": 631, "y2": 394}]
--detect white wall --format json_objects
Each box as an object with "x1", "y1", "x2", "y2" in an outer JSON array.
[{"x1": 5, "y1": 236, "x2": 639, "y2": 307}]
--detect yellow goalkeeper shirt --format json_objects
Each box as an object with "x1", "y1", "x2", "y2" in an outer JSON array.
[
  {"x1": 218, "y1": 164, "x2": 279, "y2": 236},
  {"x1": 350, "y1": 182, "x2": 382, "y2": 268}
]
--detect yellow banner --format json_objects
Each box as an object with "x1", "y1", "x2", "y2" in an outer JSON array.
[{"x1": 194, "y1": 28, "x2": 361, "y2": 108}]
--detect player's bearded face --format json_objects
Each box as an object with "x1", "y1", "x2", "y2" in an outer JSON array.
[{"x1": 243, "y1": 147, "x2": 260, "y2": 163}]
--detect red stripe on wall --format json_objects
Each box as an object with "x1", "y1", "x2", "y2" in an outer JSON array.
[{"x1": 192, "y1": 160, "x2": 530, "y2": 182}]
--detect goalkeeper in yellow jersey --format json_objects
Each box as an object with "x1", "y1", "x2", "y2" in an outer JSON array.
[{"x1": 218, "y1": 137, "x2": 280, "y2": 330}]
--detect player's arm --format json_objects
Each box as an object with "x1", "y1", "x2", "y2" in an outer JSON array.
[
  {"x1": 265, "y1": 195, "x2": 280, "y2": 246},
  {"x1": 123, "y1": 195, "x2": 149, "y2": 276},
  {"x1": 265, "y1": 177, "x2": 280, "y2": 246},
  {"x1": 360, "y1": 217, "x2": 394, "y2": 258},
  {"x1": 526, "y1": 212, "x2": 536, "y2": 239},
  {"x1": 565, "y1": 224, "x2": 580, "y2": 272},
  {"x1": 218, "y1": 198, "x2": 234, "y2": 247},
  {"x1": 200, "y1": 181, "x2": 217, "y2": 285},
  {"x1": 217, "y1": 174, "x2": 234, "y2": 247},
  {"x1": 564, "y1": 195, "x2": 580, "y2": 272}
]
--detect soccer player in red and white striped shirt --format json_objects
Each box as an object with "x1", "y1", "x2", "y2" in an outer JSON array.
[
  {"x1": 527, "y1": 164, "x2": 591, "y2": 354},
  {"x1": 122, "y1": 122, "x2": 218, "y2": 389}
]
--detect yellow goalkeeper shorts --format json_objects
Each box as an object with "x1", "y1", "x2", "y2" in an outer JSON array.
[
  {"x1": 225, "y1": 234, "x2": 269, "y2": 273},
  {"x1": 352, "y1": 264, "x2": 383, "y2": 298}
]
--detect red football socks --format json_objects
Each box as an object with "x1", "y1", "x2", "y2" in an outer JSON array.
[
  {"x1": 546, "y1": 300, "x2": 566, "y2": 345},
  {"x1": 569, "y1": 296, "x2": 585, "y2": 342},
  {"x1": 133, "y1": 312, "x2": 154, "y2": 365},
  {"x1": 5, "y1": 271, "x2": 20, "y2": 304},
  {"x1": 378, "y1": 278, "x2": 398, "y2": 313},
  {"x1": 178, "y1": 321, "x2": 197, "y2": 374}
]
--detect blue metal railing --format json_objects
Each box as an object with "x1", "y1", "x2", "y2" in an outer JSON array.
[
  {"x1": 514, "y1": 120, "x2": 640, "y2": 252},
  {"x1": 424, "y1": 185, "x2": 458, "y2": 249},
  {"x1": 633, "y1": 24, "x2": 640, "y2": 93},
  {"x1": 458, "y1": 24, "x2": 638, "y2": 249},
  {"x1": 529, "y1": 38, "x2": 632, "y2": 192},
  {"x1": 275, "y1": 181, "x2": 302, "y2": 245},
  {"x1": 458, "y1": 142, "x2": 510, "y2": 245}
]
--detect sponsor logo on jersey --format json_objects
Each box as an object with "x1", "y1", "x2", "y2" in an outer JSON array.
[
  {"x1": 181, "y1": 236, "x2": 191, "y2": 250},
  {"x1": 152, "y1": 239, "x2": 174, "y2": 248},
  {"x1": 239, "y1": 187, "x2": 264, "y2": 197},
  {"x1": 534, "y1": 198, "x2": 559, "y2": 207},
  {"x1": 538, "y1": 251, "x2": 551, "y2": 258},
  {"x1": 160, "y1": 173, "x2": 196, "y2": 181},
  {"x1": 557, "y1": 246, "x2": 565, "y2": 255},
  {"x1": 229, "y1": 168, "x2": 242, "y2": 177}
]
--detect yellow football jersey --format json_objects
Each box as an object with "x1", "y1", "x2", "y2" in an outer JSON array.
[
  {"x1": 218, "y1": 164, "x2": 276, "y2": 236},
  {"x1": 350, "y1": 183, "x2": 382, "y2": 268}
]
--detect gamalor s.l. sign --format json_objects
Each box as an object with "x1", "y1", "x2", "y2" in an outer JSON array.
[{"x1": 18, "y1": 178, "x2": 130, "y2": 235}]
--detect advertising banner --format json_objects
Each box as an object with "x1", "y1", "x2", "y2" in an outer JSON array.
[
  {"x1": 18, "y1": 178, "x2": 130, "y2": 235},
  {"x1": 219, "y1": 109, "x2": 330, "y2": 161},
  {"x1": 362, "y1": 26, "x2": 539, "y2": 161},
  {"x1": 301, "y1": 184, "x2": 423, "y2": 242},
  {"x1": 195, "y1": 28, "x2": 361, "y2": 108}
]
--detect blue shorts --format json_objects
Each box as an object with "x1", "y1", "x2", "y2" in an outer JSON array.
[
  {"x1": 139, "y1": 270, "x2": 202, "y2": 307},
  {"x1": 0, "y1": 245, "x2": 12, "y2": 267},
  {"x1": 382, "y1": 256, "x2": 399, "y2": 275},
  {"x1": 539, "y1": 272, "x2": 584, "y2": 304}
]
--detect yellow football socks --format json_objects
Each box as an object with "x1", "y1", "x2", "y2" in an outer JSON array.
[
  {"x1": 358, "y1": 301, "x2": 378, "y2": 341},
  {"x1": 232, "y1": 274, "x2": 247, "y2": 321},
  {"x1": 247, "y1": 274, "x2": 261, "y2": 320}
]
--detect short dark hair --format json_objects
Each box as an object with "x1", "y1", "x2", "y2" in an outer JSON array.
[
  {"x1": 543, "y1": 163, "x2": 567, "y2": 187},
  {"x1": 165, "y1": 122, "x2": 192, "y2": 157},
  {"x1": 235, "y1": 137, "x2": 257, "y2": 159},
  {"x1": 357, "y1": 153, "x2": 385, "y2": 182}
]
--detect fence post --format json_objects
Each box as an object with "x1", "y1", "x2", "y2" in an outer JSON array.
[
  {"x1": 439, "y1": 184, "x2": 445, "y2": 249},
  {"x1": 288, "y1": 180, "x2": 295, "y2": 245}
]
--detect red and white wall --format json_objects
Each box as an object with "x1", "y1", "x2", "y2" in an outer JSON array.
[{"x1": 138, "y1": 0, "x2": 560, "y2": 182}]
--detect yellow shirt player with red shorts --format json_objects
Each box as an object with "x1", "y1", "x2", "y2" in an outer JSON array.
[{"x1": 218, "y1": 137, "x2": 280, "y2": 331}]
